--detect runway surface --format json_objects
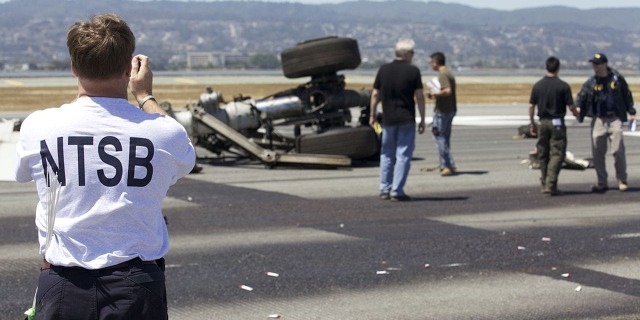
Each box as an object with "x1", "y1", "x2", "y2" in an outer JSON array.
[{"x1": 2, "y1": 104, "x2": 640, "y2": 319}]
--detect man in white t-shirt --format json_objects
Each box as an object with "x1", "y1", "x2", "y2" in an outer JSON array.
[{"x1": 15, "y1": 14, "x2": 195, "y2": 320}]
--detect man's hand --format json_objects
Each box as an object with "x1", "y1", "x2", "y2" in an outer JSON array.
[
  {"x1": 129, "y1": 54, "x2": 167, "y2": 115},
  {"x1": 529, "y1": 123, "x2": 537, "y2": 137},
  {"x1": 369, "y1": 115, "x2": 376, "y2": 128},
  {"x1": 130, "y1": 54, "x2": 153, "y2": 102},
  {"x1": 631, "y1": 114, "x2": 637, "y2": 122},
  {"x1": 568, "y1": 105, "x2": 579, "y2": 117},
  {"x1": 418, "y1": 121, "x2": 426, "y2": 134}
]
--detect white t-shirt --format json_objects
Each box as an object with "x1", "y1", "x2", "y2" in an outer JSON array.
[{"x1": 15, "y1": 97, "x2": 196, "y2": 269}]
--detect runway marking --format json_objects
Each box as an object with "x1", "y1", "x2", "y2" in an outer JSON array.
[
  {"x1": 174, "y1": 77, "x2": 197, "y2": 84},
  {"x1": 168, "y1": 227, "x2": 365, "y2": 253},
  {"x1": 0, "y1": 227, "x2": 365, "y2": 261},
  {"x1": 4, "y1": 80, "x2": 24, "y2": 86},
  {"x1": 610, "y1": 233, "x2": 640, "y2": 239},
  {"x1": 417, "y1": 115, "x2": 540, "y2": 127},
  {"x1": 623, "y1": 132, "x2": 640, "y2": 138}
]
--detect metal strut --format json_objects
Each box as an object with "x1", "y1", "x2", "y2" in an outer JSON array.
[{"x1": 190, "y1": 106, "x2": 351, "y2": 167}]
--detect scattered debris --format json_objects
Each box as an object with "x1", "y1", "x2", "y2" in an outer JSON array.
[
  {"x1": 541, "y1": 237, "x2": 551, "y2": 242},
  {"x1": 265, "y1": 272, "x2": 280, "y2": 277},
  {"x1": 575, "y1": 286, "x2": 582, "y2": 292},
  {"x1": 424, "y1": 264, "x2": 431, "y2": 268},
  {"x1": 240, "y1": 285, "x2": 254, "y2": 291},
  {"x1": 187, "y1": 196, "x2": 193, "y2": 201},
  {"x1": 441, "y1": 263, "x2": 466, "y2": 268},
  {"x1": 268, "y1": 314, "x2": 282, "y2": 319},
  {"x1": 561, "y1": 273, "x2": 570, "y2": 278},
  {"x1": 517, "y1": 246, "x2": 526, "y2": 251},
  {"x1": 376, "y1": 271, "x2": 389, "y2": 275}
]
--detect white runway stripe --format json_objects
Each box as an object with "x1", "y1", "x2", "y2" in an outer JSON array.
[
  {"x1": 0, "y1": 227, "x2": 364, "y2": 263},
  {"x1": 417, "y1": 115, "x2": 586, "y2": 127}
]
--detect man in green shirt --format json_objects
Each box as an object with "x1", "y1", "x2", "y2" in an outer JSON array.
[{"x1": 427, "y1": 52, "x2": 457, "y2": 176}]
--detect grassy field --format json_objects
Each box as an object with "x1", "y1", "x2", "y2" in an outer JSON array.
[{"x1": 1, "y1": 82, "x2": 639, "y2": 112}]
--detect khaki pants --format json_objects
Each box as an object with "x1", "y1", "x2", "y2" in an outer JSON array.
[
  {"x1": 537, "y1": 119, "x2": 566, "y2": 190},
  {"x1": 591, "y1": 116, "x2": 627, "y2": 184}
]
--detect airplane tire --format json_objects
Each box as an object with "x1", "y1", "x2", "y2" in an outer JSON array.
[
  {"x1": 296, "y1": 126, "x2": 378, "y2": 159},
  {"x1": 281, "y1": 36, "x2": 361, "y2": 79}
]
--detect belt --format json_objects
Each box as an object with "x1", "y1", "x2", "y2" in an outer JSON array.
[
  {"x1": 42, "y1": 258, "x2": 156, "y2": 271},
  {"x1": 598, "y1": 114, "x2": 618, "y2": 119}
]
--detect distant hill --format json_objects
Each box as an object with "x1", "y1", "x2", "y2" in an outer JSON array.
[{"x1": 1, "y1": 0, "x2": 639, "y2": 71}]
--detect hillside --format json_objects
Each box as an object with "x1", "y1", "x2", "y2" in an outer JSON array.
[{"x1": 0, "y1": 0, "x2": 639, "y2": 71}]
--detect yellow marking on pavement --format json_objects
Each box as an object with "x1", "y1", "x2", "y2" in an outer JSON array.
[
  {"x1": 4, "y1": 80, "x2": 24, "y2": 86},
  {"x1": 174, "y1": 77, "x2": 197, "y2": 84}
]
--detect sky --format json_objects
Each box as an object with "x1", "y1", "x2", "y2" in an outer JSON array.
[
  {"x1": 433, "y1": 0, "x2": 640, "y2": 10},
  {"x1": 1, "y1": 0, "x2": 640, "y2": 10},
  {"x1": 148, "y1": 0, "x2": 640, "y2": 10}
]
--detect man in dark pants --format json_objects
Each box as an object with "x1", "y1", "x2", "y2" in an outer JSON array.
[
  {"x1": 575, "y1": 53, "x2": 636, "y2": 193},
  {"x1": 369, "y1": 38, "x2": 426, "y2": 202},
  {"x1": 15, "y1": 14, "x2": 195, "y2": 319},
  {"x1": 427, "y1": 52, "x2": 457, "y2": 176},
  {"x1": 529, "y1": 56, "x2": 577, "y2": 195}
]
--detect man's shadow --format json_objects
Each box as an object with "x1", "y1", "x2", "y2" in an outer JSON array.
[{"x1": 451, "y1": 170, "x2": 489, "y2": 176}]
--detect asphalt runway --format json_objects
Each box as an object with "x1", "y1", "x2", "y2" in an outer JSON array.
[{"x1": 2, "y1": 104, "x2": 640, "y2": 319}]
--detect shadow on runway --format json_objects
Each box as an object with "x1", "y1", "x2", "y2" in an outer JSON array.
[
  {"x1": 410, "y1": 196, "x2": 469, "y2": 202},
  {"x1": 451, "y1": 170, "x2": 489, "y2": 176}
]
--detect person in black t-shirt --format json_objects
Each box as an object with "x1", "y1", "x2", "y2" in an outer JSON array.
[
  {"x1": 369, "y1": 39, "x2": 426, "y2": 202},
  {"x1": 529, "y1": 56, "x2": 577, "y2": 195}
]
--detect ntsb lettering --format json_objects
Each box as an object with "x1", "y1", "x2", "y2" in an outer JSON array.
[{"x1": 40, "y1": 136, "x2": 154, "y2": 187}]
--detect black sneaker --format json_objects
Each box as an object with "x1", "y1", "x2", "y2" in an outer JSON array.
[
  {"x1": 591, "y1": 183, "x2": 608, "y2": 193},
  {"x1": 391, "y1": 194, "x2": 412, "y2": 202},
  {"x1": 379, "y1": 193, "x2": 390, "y2": 200},
  {"x1": 549, "y1": 189, "x2": 563, "y2": 196}
]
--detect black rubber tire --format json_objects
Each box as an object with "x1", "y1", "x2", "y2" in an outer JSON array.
[
  {"x1": 281, "y1": 36, "x2": 361, "y2": 79},
  {"x1": 295, "y1": 126, "x2": 378, "y2": 159}
]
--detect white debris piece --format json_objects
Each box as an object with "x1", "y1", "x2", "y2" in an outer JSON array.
[
  {"x1": 517, "y1": 246, "x2": 526, "y2": 251},
  {"x1": 575, "y1": 286, "x2": 582, "y2": 292},
  {"x1": 268, "y1": 315, "x2": 282, "y2": 319},
  {"x1": 561, "y1": 273, "x2": 570, "y2": 278},
  {"x1": 187, "y1": 196, "x2": 193, "y2": 201},
  {"x1": 240, "y1": 285, "x2": 254, "y2": 291},
  {"x1": 376, "y1": 271, "x2": 389, "y2": 275},
  {"x1": 542, "y1": 237, "x2": 551, "y2": 242},
  {"x1": 424, "y1": 264, "x2": 431, "y2": 268},
  {"x1": 265, "y1": 272, "x2": 280, "y2": 277},
  {"x1": 442, "y1": 263, "x2": 466, "y2": 268}
]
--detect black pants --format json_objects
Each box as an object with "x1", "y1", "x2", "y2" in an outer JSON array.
[{"x1": 35, "y1": 258, "x2": 167, "y2": 320}]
